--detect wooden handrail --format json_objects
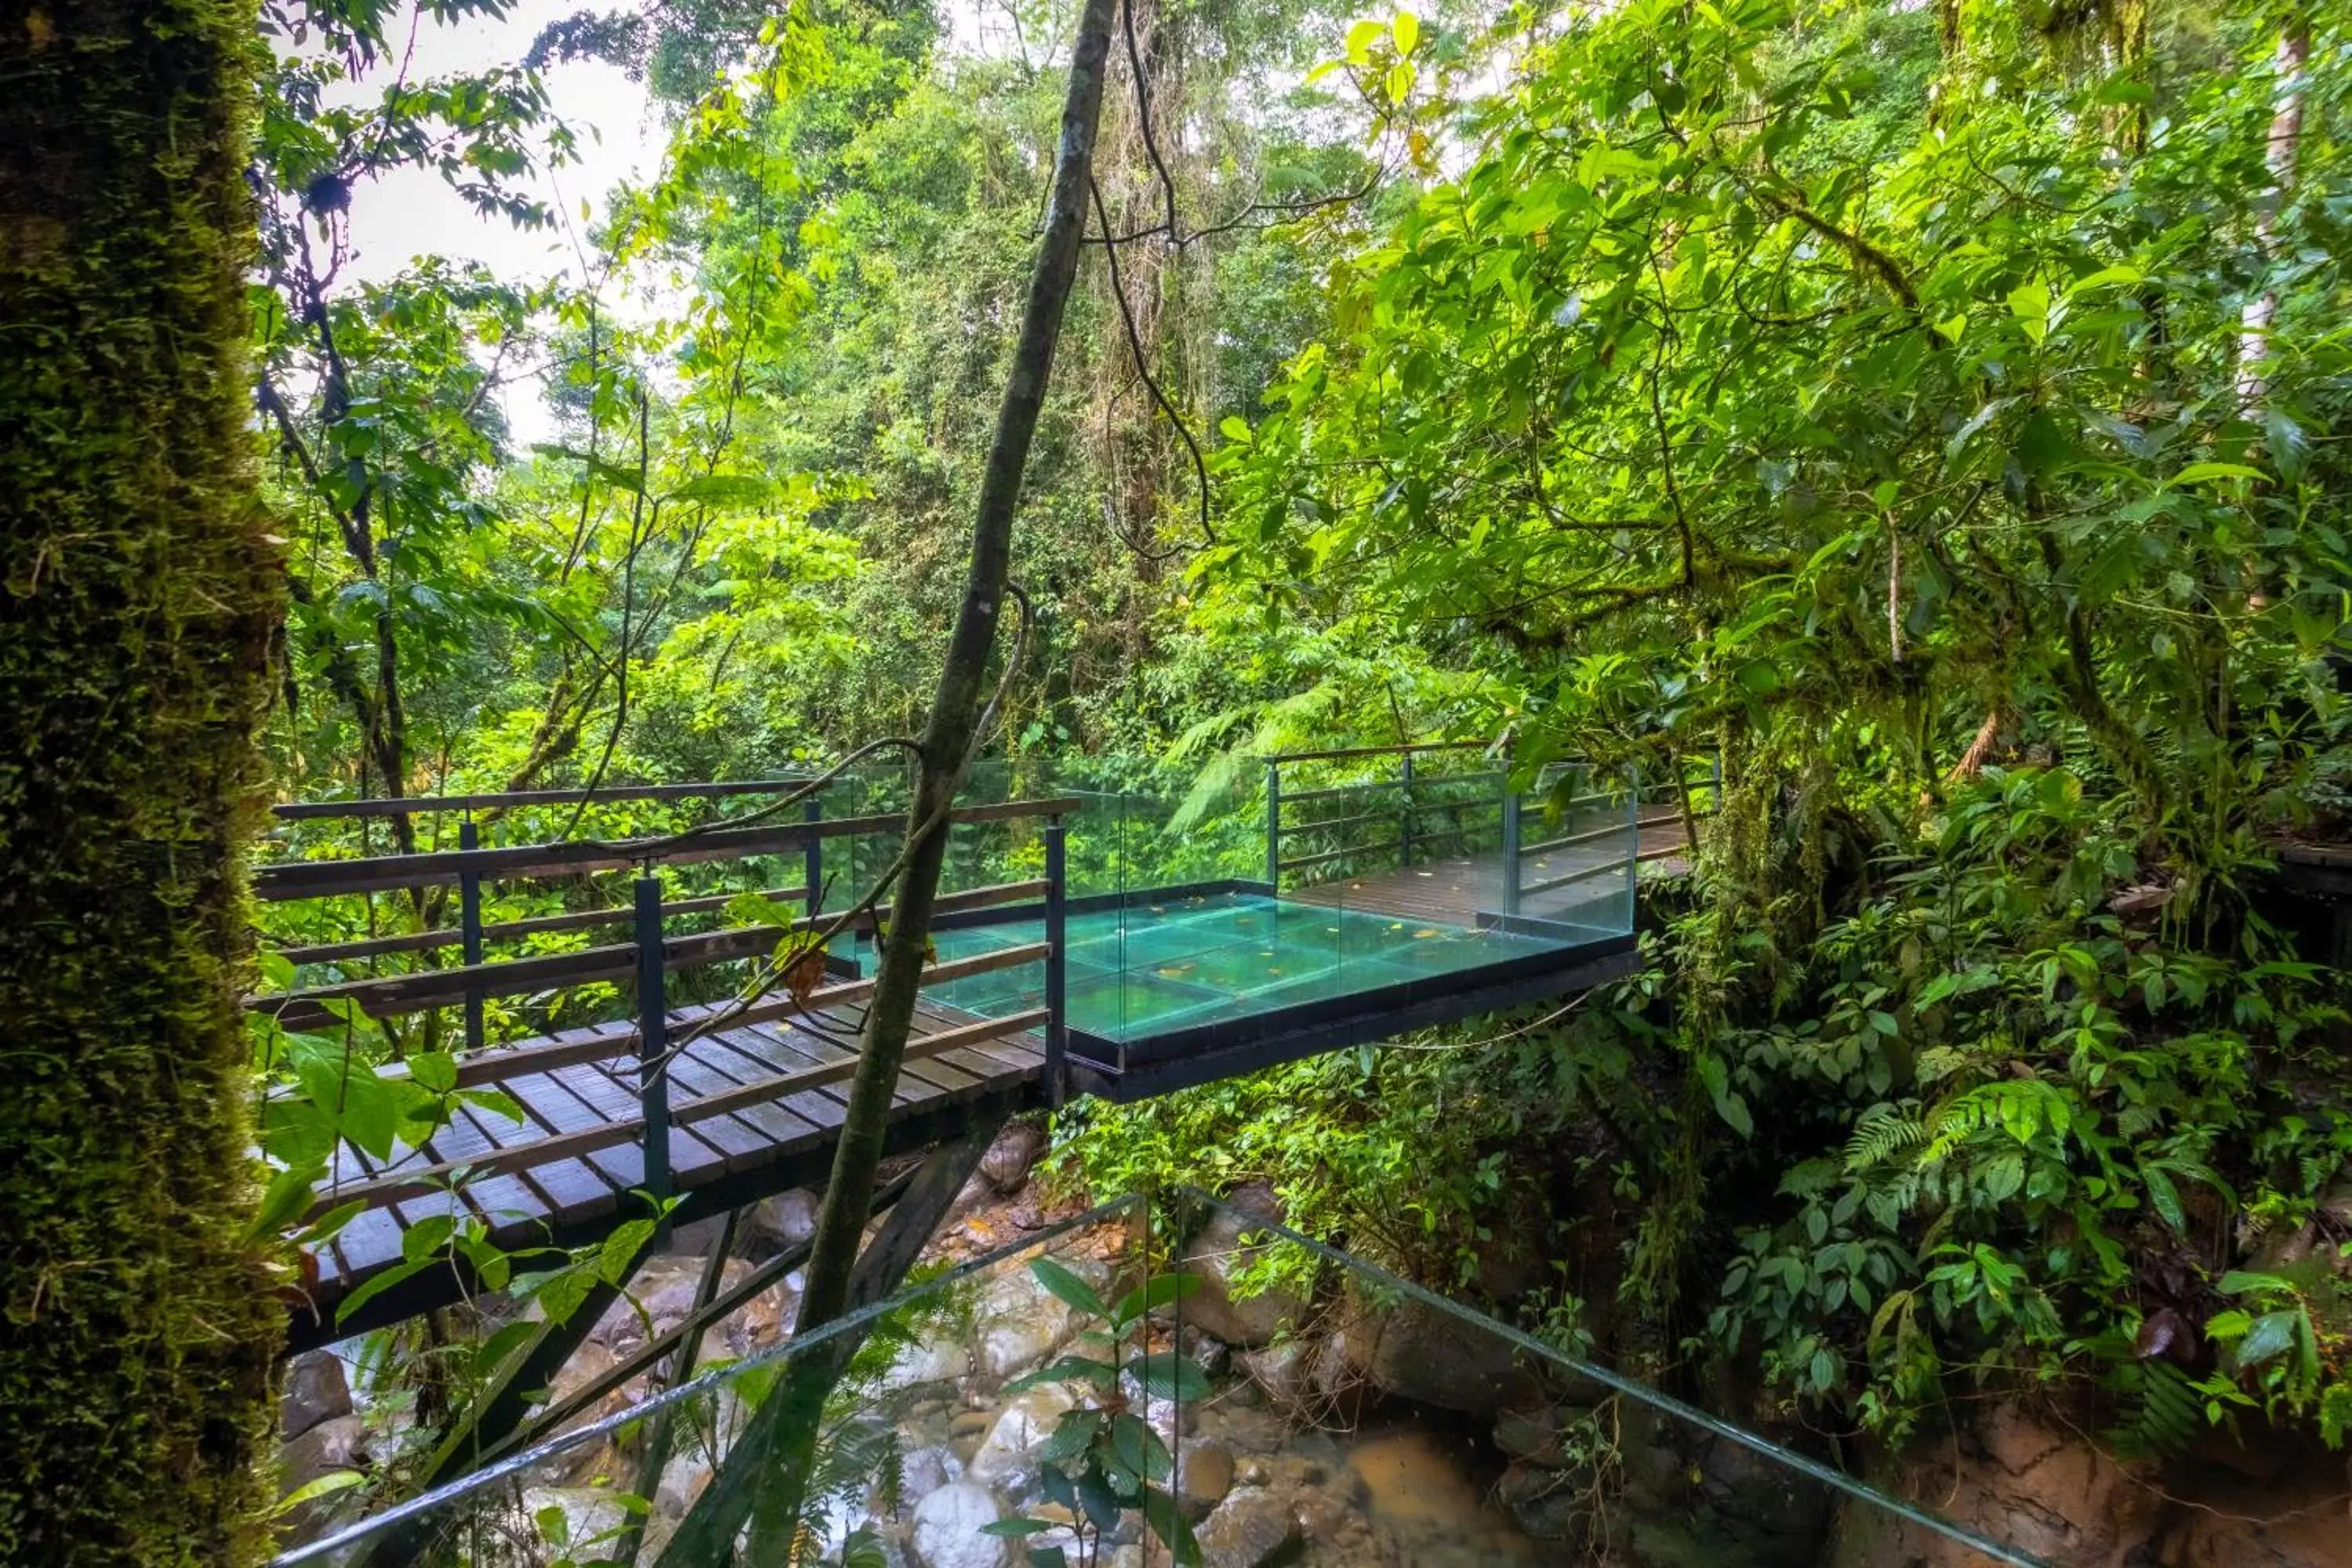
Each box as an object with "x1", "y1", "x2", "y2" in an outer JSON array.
[
  {"x1": 270, "y1": 778, "x2": 821, "y2": 821},
  {"x1": 252, "y1": 796, "x2": 1083, "y2": 902},
  {"x1": 252, "y1": 926, "x2": 789, "y2": 1033},
  {"x1": 1265, "y1": 741, "x2": 1492, "y2": 765},
  {"x1": 269, "y1": 874, "x2": 1050, "y2": 967},
  {"x1": 267, "y1": 942, "x2": 1050, "y2": 1094},
  {"x1": 272, "y1": 885, "x2": 809, "y2": 965},
  {"x1": 249, "y1": 893, "x2": 1051, "y2": 1031}
]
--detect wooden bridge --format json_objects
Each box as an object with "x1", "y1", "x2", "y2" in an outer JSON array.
[{"x1": 256, "y1": 750, "x2": 1707, "y2": 1350}]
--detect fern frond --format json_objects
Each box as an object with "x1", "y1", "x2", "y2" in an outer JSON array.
[
  {"x1": 2105, "y1": 1359, "x2": 2201, "y2": 1461},
  {"x1": 1844, "y1": 1103, "x2": 1926, "y2": 1173}
]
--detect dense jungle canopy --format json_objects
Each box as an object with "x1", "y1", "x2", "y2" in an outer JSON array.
[{"x1": 5, "y1": 0, "x2": 2352, "y2": 1559}]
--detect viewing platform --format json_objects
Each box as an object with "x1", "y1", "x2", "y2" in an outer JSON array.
[{"x1": 251, "y1": 749, "x2": 1712, "y2": 1345}]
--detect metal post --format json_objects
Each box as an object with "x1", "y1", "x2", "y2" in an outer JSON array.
[
  {"x1": 459, "y1": 818, "x2": 485, "y2": 1052},
  {"x1": 1501, "y1": 779, "x2": 1523, "y2": 916},
  {"x1": 802, "y1": 795, "x2": 823, "y2": 915},
  {"x1": 1399, "y1": 752, "x2": 1415, "y2": 868},
  {"x1": 1264, "y1": 760, "x2": 1282, "y2": 892},
  {"x1": 1044, "y1": 815, "x2": 1069, "y2": 1109},
  {"x1": 634, "y1": 869, "x2": 673, "y2": 1232},
  {"x1": 1625, "y1": 765, "x2": 1641, "y2": 919}
]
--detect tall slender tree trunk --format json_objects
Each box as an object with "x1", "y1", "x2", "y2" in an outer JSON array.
[
  {"x1": 2238, "y1": 19, "x2": 2310, "y2": 408},
  {"x1": 0, "y1": 4, "x2": 284, "y2": 1564},
  {"x1": 656, "y1": 2, "x2": 1120, "y2": 1558},
  {"x1": 793, "y1": 0, "x2": 1118, "y2": 1348}
]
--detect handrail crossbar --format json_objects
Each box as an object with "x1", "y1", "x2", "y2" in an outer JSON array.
[
  {"x1": 270, "y1": 778, "x2": 820, "y2": 822},
  {"x1": 271, "y1": 875, "x2": 1047, "y2": 969},
  {"x1": 249, "y1": 880, "x2": 1054, "y2": 1029},
  {"x1": 272, "y1": 885, "x2": 810, "y2": 966},
  {"x1": 252, "y1": 796, "x2": 1082, "y2": 902}
]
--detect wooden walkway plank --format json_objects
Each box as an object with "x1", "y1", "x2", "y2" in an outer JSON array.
[
  {"x1": 647, "y1": 1045, "x2": 782, "y2": 1174},
  {"x1": 702, "y1": 1027, "x2": 855, "y2": 1135},
  {"x1": 497, "y1": 1066, "x2": 637, "y2": 1219},
  {"x1": 666, "y1": 1040, "x2": 827, "y2": 1156},
  {"x1": 912, "y1": 1000, "x2": 1045, "y2": 1083},
  {"x1": 736, "y1": 1019, "x2": 924, "y2": 1110},
  {"x1": 440, "y1": 1102, "x2": 564, "y2": 1242}
]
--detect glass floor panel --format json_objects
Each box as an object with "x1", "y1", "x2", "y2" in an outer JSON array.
[{"x1": 924, "y1": 892, "x2": 1583, "y2": 1044}]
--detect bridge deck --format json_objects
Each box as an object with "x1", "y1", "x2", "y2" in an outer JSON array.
[
  {"x1": 1287, "y1": 811, "x2": 1692, "y2": 925},
  {"x1": 293, "y1": 1000, "x2": 1047, "y2": 1349},
  {"x1": 288, "y1": 835, "x2": 1675, "y2": 1347}
]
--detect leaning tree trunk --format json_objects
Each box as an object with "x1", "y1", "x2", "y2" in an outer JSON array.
[
  {"x1": 655, "y1": 2, "x2": 1120, "y2": 1559},
  {"x1": 0, "y1": 5, "x2": 284, "y2": 1565},
  {"x1": 793, "y1": 0, "x2": 1117, "y2": 1352}
]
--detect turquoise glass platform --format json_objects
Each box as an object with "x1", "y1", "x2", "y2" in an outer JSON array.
[{"x1": 921, "y1": 891, "x2": 1591, "y2": 1043}]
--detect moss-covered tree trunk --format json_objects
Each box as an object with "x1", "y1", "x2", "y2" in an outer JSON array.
[{"x1": 0, "y1": 4, "x2": 284, "y2": 1563}]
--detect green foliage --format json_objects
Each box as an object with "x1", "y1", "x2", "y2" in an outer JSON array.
[
  {"x1": 1178, "y1": 0, "x2": 2352, "y2": 1455},
  {"x1": 1054, "y1": 1003, "x2": 1650, "y2": 1298},
  {"x1": 992, "y1": 1261, "x2": 1206, "y2": 1567},
  {"x1": 214, "y1": 0, "x2": 2352, "y2": 1505}
]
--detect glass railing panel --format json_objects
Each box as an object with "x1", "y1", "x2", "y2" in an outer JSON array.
[
  {"x1": 1160, "y1": 1189, "x2": 2049, "y2": 1568},
  {"x1": 272, "y1": 1196, "x2": 1167, "y2": 1568},
  {"x1": 1512, "y1": 762, "x2": 1639, "y2": 938},
  {"x1": 274, "y1": 1178, "x2": 2038, "y2": 1568}
]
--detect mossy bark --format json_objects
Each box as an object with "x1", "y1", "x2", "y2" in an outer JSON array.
[{"x1": 0, "y1": 3, "x2": 285, "y2": 1564}]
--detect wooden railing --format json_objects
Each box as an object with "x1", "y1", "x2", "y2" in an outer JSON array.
[{"x1": 252, "y1": 786, "x2": 1080, "y2": 1219}]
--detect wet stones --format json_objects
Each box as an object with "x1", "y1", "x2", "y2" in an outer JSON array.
[
  {"x1": 1175, "y1": 1190, "x2": 1309, "y2": 1349},
  {"x1": 910, "y1": 1482, "x2": 1006, "y2": 1568},
  {"x1": 1175, "y1": 1438, "x2": 1237, "y2": 1516},
  {"x1": 280, "y1": 1349, "x2": 353, "y2": 1441},
  {"x1": 1194, "y1": 1484, "x2": 1302, "y2": 1568},
  {"x1": 978, "y1": 1121, "x2": 1046, "y2": 1193}
]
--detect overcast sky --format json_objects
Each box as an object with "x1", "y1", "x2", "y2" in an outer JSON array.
[
  {"x1": 327, "y1": 2, "x2": 664, "y2": 443},
  {"x1": 327, "y1": 2, "x2": 1029, "y2": 443},
  {"x1": 339, "y1": 1, "x2": 662, "y2": 292}
]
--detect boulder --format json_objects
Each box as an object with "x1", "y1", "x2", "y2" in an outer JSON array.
[
  {"x1": 1498, "y1": 1459, "x2": 1586, "y2": 1541},
  {"x1": 666, "y1": 1214, "x2": 731, "y2": 1256},
  {"x1": 279, "y1": 1412, "x2": 369, "y2": 1494},
  {"x1": 653, "y1": 1448, "x2": 710, "y2": 1519},
  {"x1": 1121, "y1": 1365, "x2": 1190, "y2": 1448},
  {"x1": 1308, "y1": 1327, "x2": 1365, "y2": 1419},
  {"x1": 1175, "y1": 1192, "x2": 1308, "y2": 1349},
  {"x1": 1176, "y1": 1439, "x2": 1236, "y2": 1517},
  {"x1": 980, "y1": 1121, "x2": 1047, "y2": 1193},
  {"x1": 1826, "y1": 1403, "x2": 2160, "y2": 1568},
  {"x1": 2158, "y1": 1501, "x2": 2352, "y2": 1566},
  {"x1": 588, "y1": 1254, "x2": 697, "y2": 1352},
  {"x1": 1341, "y1": 1289, "x2": 1539, "y2": 1414},
  {"x1": 1239, "y1": 1342, "x2": 1312, "y2": 1410},
  {"x1": 1494, "y1": 1406, "x2": 1569, "y2": 1468},
  {"x1": 1178, "y1": 1322, "x2": 1232, "y2": 1380},
  {"x1": 966, "y1": 1384, "x2": 1081, "y2": 1492},
  {"x1": 1697, "y1": 1431, "x2": 1831, "y2": 1548},
  {"x1": 910, "y1": 1482, "x2": 1005, "y2": 1568},
  {"x1": 743, "y1": 1188, "x2": 821, "y2": 1258},
  {"x1": 894, "y1": 1445, "x2": 964, "y2": 1509},
  {"x1": 1194, "y1": 1485, "x2": 1301, "y2": 1568},
  {"x1": 274, "y1": 1412, "x2": 370, "y2": 1542},
  {"x1": 281, "y1": 1350, "x2": 353, "y2": 1441},
  {"x1": 973, "y1": 1263, "x2": 1087, "y2": 1381},
  {"x1": 883, "y1": 1334, "x2": 973, "y2": 1393}
]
